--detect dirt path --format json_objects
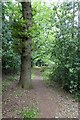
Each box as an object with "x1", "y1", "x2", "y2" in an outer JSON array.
[
  {"x1": 32, "y1": 69, "x2": 58, "y2": 118},
  {"x1": 2, "y1": 69, "x2": 78, "y2": 118},
  {"x1": 32, "y1": 69, "x2": 78, "y2": 118}
]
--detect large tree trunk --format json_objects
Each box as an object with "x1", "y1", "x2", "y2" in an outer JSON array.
[{"x1": 19, "y1": 1, "x2": 32, "y2": 89}]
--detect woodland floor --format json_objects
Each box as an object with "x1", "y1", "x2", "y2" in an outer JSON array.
[{"x1": 2, "y1": 68, "x2": 79, "y2": 118}]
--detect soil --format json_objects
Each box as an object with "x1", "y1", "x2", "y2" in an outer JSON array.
[{"x1": 2, "y1": 68, "x2": 78, "y2": 118}]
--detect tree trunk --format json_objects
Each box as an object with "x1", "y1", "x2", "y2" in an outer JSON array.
[
  {"x1": 19, "y1": 1, "x2": 32, "y2": 89},
  {"x1": 78, "y1": 2, "x2": 80, "y2": 118},
  {"x1": 78, "y1": 1, "x2": 80, "y2": 88},
  {"x1": 72, "y1": 0, "x2": 75, "y2": 39},
  {"x1": 78, "y1": 2, "x2": 80, "y2": 37}
]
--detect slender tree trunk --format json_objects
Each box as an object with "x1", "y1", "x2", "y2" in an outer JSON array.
[
  {"x1": 78, "y1": 1, "x2": 80, "y2": 87},
  {"x1": 78, "y1": 2, "x2": 80, "y2": 37},
  {"x1": 19, "y1": 1, "x2": 32, "y2": 89},
  {"x1": 78, "y1": 2, "x2": 80, "y2": 118},
  {"x1": 72, "y1": 0, "x2": 75, "y2": 39}
]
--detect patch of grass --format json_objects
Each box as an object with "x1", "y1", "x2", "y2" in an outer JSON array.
[
  {"x1": 31, "y1": 68, "x2": 36, "y2": 80},
  {"x1": 31, "y1": 73, "x2": 35, "y2": 80},
  {"x1": 41, "y1": 67, "x2": 54, "y2": 86},
  {"x1": 3, "y1": 80, "x2": 11, "y2": 87},
  {"x1": 2, "y1": 76, "x2": 15, "y2": 90},
  {"x1": 21, "y1": 107, "x2": 38, "y2": 118},
  {"x1": 6, "y1": 76, "x2": 15, "y2": 81},
  {"x1": 41, "y1": 68, "x2": 50, "y2": 81}
]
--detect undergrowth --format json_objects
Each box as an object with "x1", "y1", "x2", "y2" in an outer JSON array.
[{"x1": 21, "y1": 107, "x2": 38, "y2": 118}]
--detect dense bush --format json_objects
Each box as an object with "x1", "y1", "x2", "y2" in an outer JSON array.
[
  {"x1": 2, "y1": 23, "x2": 20, "y2": 73},
  {"x1": 49, "y1": 1, "x2": 80, "y2": 96},
  {"x1": 2, "y1": 20, "x2": 20, "y2": 73},
  {"x1": 2, "y1": 2, "x2": 21, "y2": 74}
]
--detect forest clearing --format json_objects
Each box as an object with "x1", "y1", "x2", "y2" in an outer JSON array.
[{"x1": 1, "y1": 0, "x2": 80, "y2": 119}]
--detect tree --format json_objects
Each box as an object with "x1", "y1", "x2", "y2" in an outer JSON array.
[
  {"x1": 19, "y1": 1, "x2": 32, "y2": 89},
  {"x1": 49, "y1": 1, "x2": 79, "y2": 94},
  {"x1": 2, "y1": 0, "x2": 80, "y2": 96},
  {"x1": 78, "y1": 1, "x2": 80, "y2": 89},
  {"x1": 2, "y1": 2, "x2": 21, "y2": 74}
]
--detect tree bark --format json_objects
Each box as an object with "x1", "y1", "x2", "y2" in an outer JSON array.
[
  {"x1": 72, "y1": 0, "x2": 75, "y2": 39},
  {"x1": 78, "y1": 1, "x2": 80, "y2": 88},
  {"x1": 19, "y1": 1, "x2": 32, "y2": 89}
]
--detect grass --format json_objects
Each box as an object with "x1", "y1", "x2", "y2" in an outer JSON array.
[
  {"x1": 40, "y1": 67, "x2": 53, "y2": 86},
  {"x1": 21, "y1": 107, "x2": 38, "y2": 118},
  {"x1": 2, "y1": 71, "x2": 35, "y2": 91},
  {"x1": 2, "y1": 76, "x2": 15, "y2": 90},
  {"x1": 41, "y1": 67, "x2": 50, "y2": 80},
  {"x1": 31, "y1": 73, "x2": 35, "y2": 80},
  {"x1": 31, "y1": 68, "x2": 36, "y2": 80}
]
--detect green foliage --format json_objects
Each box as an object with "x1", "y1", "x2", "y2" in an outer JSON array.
[
  {"x1": 2, "y1": 2, "x2": 21, "y2": 73},
  {"x1": 2, "y1": 1, "x2": 80, "y2": 98},
  {"x1": 2, "y1": 21, "x2": 20, "y2": 73},
  {"x1": 41, "y1": 67, "x2": 50, "y2": 80},
  {"x1": 21, "y1": 107, "x2": 38, "y2": 118},
  {"x1": 49, "y1": 1, "x2": 79, "y2": 96},
  {"x1": 31, "y1": 73, "x2": 35, "y2": 80},
  {"x1": 31, "y1": 1, "x2": 54, "y2": 65},
  {"x1": 31, "y1": 1, "x2": 80, "y2": 97}
]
